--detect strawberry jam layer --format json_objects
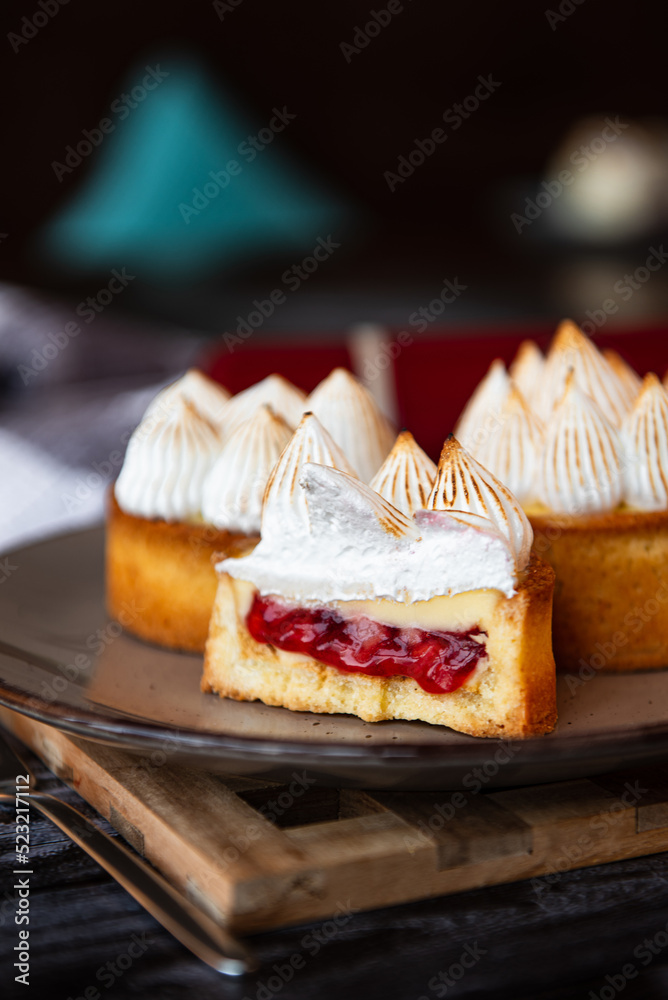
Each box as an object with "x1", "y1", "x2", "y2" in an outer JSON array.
[{"x1": 247, "y1": 594, "x2": 487, "y2": 694}]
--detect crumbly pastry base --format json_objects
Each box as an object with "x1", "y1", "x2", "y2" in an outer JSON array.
[
  {"x1": 202, "y1": 555, "x2": 557, "y2": 738},
  {"x1": 530, "y1": 508, "x2": 668, "y2": 672},
  {"x1": 106, "y1": 492, "x2": 257, "y2": 653}
]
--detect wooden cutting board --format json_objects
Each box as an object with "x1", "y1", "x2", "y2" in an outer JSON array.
[{"x1": 4, "y1": 707, "x2": 668, "y2": 934}]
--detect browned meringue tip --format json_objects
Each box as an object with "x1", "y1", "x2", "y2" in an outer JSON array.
[
  {"x1": 511, "y1": 339, "x2": 543, "y2": 366},
  {"x1": 634, "y1": 371, "x2": 665, "y2": 402},
  {"x1": 171, "y1": 395, "x2": 219, "y2": 433},
  {"x1": 550, "y1": 318, "x2": 588, "y2": 353},
  {"x1": 437, "y1": 433, "x2": 465, "y2": 464},
  {"x1": 265, "y1": 372, "x2": 307, "y2": 394},
  {"x1": 390, "y1": 428, "x2": 418, "y2": 449},
  {"x1": 251, "y1": 402, "x2": 293, "y2": 430},
  {"x1": 603, "y1": 348, "x2": 636, "y2": 373},
  {"x1": 485, "y1": 357, "x2": 507, "y2": 378},
  {"x1": 185, "y1": 366, "x2": 229, "y2": 392}
]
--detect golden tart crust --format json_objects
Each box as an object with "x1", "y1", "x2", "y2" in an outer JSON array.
[
  {"x1": 529, "y1": 507, "x2": 668, "y2": 671},
  {"x1": 106, "y1": 491, "x2": 257, "y2": 653}
]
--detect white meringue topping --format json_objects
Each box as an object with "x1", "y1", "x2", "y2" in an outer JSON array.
[
  {"x1": 115, "y1": 397, "x2": 220, "y2": 521},
  {"x1": 621, "y1": 373, "x2": 668, "y2": 511},
  {"x1": 472, "y1": 385, "x2": 545, "y2": 506},
  {"x1": 201, "y1": 405, "x2": 292, "y2": 533},
  {"x1": 305, "y1": 367, "x2": 395, "y2": 481},
  {"x1": 603, "y1": 349, "x2": 642, "y2": 405},
  {"x1": 219, "y1": 374, "x2": 306, "y2": 438},
  {"x1": 261, "y1": 412, "x2": 356, "y2": 540},
  {"x1": 539, "y1": 319, "x2": 632, "y2": 425},
  {"x1": 538, "y1": 373, "x2": 622, "y2": 514},
  {"x1": 220, "y1": 463, "x2": 519, "y2": 602},
  {"x1": 509, "y1": 341, "x2": 545, "y2": 411},
  {"x1": 454, "y1": 359, "x2": 510, "y2": 452},
  {"x1": 144, "y1": 369, "x2": 230, "y2": 428},
  {"x1": 369, "y1": 430, "x2": 437, "y2": 515},
  {"x1": 428, "y1": 435, "x2": 533, "y2": 570}
]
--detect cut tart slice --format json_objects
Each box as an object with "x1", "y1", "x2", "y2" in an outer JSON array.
[{"x1": 202, "y1": 433, "x2": 557, "y2": 738}]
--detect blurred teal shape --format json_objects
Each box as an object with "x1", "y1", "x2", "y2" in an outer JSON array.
[{"x1": 38, "y1": 55, "x2": 351, "y2": 279}]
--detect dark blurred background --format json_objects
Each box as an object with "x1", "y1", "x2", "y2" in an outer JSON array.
[{"x1": 2, "y1": 0, "x2": 668, "y2": 333}]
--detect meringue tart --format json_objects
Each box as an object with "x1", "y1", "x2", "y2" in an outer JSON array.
[
  {"x1": 457, "y1": 320, "x2": 668, "y2": 672},
  {"x1": 202, "y1": 429, "x2": 557, "y2": 738},
  {"x1": 107, "y1": 366, "x2": 395, "y2": 653},
  {"x1": 106, "y1": 371, "x2": 304, "y2": 652}
]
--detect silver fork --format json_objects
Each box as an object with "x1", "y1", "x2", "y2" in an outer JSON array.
[{"x1": 0, "y1": 727, "x2": 255, "y2": 976}]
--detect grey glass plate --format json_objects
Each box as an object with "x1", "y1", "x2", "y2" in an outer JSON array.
[{"x1": 1, "y1": 527, "x2": 668, "y2": 790}]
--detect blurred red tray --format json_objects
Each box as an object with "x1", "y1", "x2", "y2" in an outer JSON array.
[{"x1": 202, "y1": 324, "x2": 668, "y2": 461}]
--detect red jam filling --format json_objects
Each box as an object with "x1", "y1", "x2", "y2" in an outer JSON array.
[{"x1": 247, "y1": 594, "x2": 487, "y2": 694}]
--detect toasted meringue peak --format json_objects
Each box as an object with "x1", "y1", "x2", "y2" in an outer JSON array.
[
  {"x1": 621, "y1": 373, "x2": 668, "y2": 511},
  {"x1": 509, "y1": 341, "x2": 544, "y2": 410},
  {"x1": 261, "y1": 412, "x2": 356, "y2": 538},
  {"x1": 538, "y1": 372, "x2": 622, "y2": 514},
  {"x1": 473, "y1": 385, "x2": 545, "y2": 505},
  {"x1": 427, "y1": 435, "x2": 533, "y2": 570},
  {"x1": 115, "y1": 397, "x2": 220, "y2": 521},
  {"x1": 305, "y1": 367, "x2": 395, "y2": 482},
  {"x1": 201, "y1": 405, "x2": 292, "y2": 533},
  {"x1": 219, "y1": 374, "x2": 306, "y2": 437},
  {"x1": 220, "y1": 460, "x2": 518, "y2": 602},
  {"x1": 144, "y1": 369, "x2": 230, "y2": 427},
  {"x1": 603, "y1": 349, "x2": 643, "y2": 404},
  {"x1": 368, "y1": 430, "x2": 437, "y2": 515},
  {"x1": 454, "y1": 359, "x2": 510, "y2": 452},
  {"x1": 302, "y1": 463, "x2": 420, "y2": 541},
  {"x1": 539, "y1": 319, "x2": 632, "y2": 425}
]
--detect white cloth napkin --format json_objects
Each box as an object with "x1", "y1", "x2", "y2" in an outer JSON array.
[{"x1": 0, "y1": 382, "x2": 164, "y2": 554}]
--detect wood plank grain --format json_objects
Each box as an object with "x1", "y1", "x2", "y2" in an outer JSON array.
[
  {"x1": 366, "y1": 790, "x2": 533, "y2": 868},
  {"x1": 1, "y1": 712, "x2": 317, "y2": 927},
  {"x1": 7, "y1": 706, "x2": 668, "y2": 936}
]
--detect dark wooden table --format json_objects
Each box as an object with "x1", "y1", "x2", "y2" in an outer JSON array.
[{"x1": 3, "y1": 751, "x2": 668, "y2": 1000}]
